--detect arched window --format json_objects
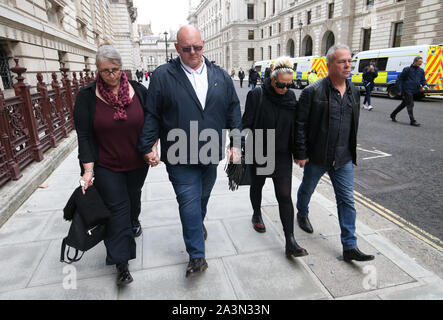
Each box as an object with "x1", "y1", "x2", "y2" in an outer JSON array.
[
  {"x1": 323, "y1": 31, "x2": 335, "y2": 55},
  {"x1": 287, "y1": 39, "x2": 295, "y2": 58},
  {"x1": 303, "y1": 36, "x2": 313, "y2": 56}
]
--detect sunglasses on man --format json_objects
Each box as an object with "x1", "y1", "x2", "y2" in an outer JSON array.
[
  {"x1": 275, "y1": 81, "x2": 293, "y2": 89},
  {"x1": 180, "y1": 45, "x2": 203, "y2": 53}
]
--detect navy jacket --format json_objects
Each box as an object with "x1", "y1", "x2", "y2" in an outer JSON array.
[
  {"x1": 137, "y1": 57, "x2": 242, "y2": 165},
  {"x1": 396, "y1": 64, "x2": 427, "y2": 94}
]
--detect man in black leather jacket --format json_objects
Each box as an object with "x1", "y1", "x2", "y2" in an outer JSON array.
[{"x1": 294, "y1": 44, "x2": 375, "y2": 263}]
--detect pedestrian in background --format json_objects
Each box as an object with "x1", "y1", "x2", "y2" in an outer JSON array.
[
  {"x1": 231, "y1": 68, "x2": 235, "y2": 78},
  {"x1": 308, "y1": 69, "x2": 319, "y2": 85},
  {"x1": 74, "y1": 43, "x2": 153, "y2": 286},
  {"x1": 249, "y1": 67, "x2": 259, "y2": 89},
  {"x1": 264, "y1": 64, "x2": 274, "y2": 80},
  {"x1": 362, "y1": 59, "x2": 378, "y2": 111},
  {"x1": 248, "y1": 68, "x2": 254, "y2": 88},
  {"x1": 138, "y1": 25, "x2": 242, "y2": 278},
  {"x1": 242, "y1": 57, "x2": 308, "y2": 258},
  {"x1": 294, "y1": 44, "x2": 375, "y2": 263},
  {"x1": 238, "y1": 67, "x2": 245, "y2": 88},
  {"x1": 390, "y1": 56, "x2": 429, "y2": 127}
]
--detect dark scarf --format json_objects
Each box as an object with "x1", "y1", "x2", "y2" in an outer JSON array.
[
  {"x1": 96, "y1": 72, "x2": 131, "y2": 121},
  {"x1": 262, "y1": 78, "x2": 297, "y2": 110}
]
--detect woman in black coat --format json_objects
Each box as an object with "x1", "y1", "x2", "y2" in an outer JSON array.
[
  {"x1": 74, "y1": 43, "x2": 157, "y2": 286},
  {"x1": 242, "y1": 57, "x2": 308, "y2": 258}
]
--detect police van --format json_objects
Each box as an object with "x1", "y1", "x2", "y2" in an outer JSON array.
[
  {"x1": 290, "y1": 56, "x2": 328, "y2": 88},
  {"x1": 253, "y1": 56, "x2": 329, "y2": 88},
  {"x1": 252, "y1": 59, "x2": 275, "y2": 81},
  {"x1": 350, "y1": 44, "x2": 443, "y2": 99}
]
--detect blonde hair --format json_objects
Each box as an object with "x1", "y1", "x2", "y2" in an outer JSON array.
[{"x1": 271, "y1": 57, "x2": 294, "y2": 79}]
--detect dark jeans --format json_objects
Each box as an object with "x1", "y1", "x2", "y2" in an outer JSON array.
[
  {"x1": 94, "y1": 165, "x2": 149, "y2": 265},
  {"x1": 296, "y1": 161, "x2": 357, "y2": 250},
  {"x1": 251, "y1": 82, "x2": 257, "y2": 89},
  {"x1": 250, "y1": 173, "x2": 294, "y2": 235},
  {"x1": 363, "y1": 82, "x2": 373, "y2": 105},
  {"x1": 392, "y1": 92, "x2": 415, "y2": 122},
  {"x1": 166, "y1": 164, "x2": 218, "y2": 259}
]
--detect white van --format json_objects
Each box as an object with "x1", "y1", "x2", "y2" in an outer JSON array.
[{"x1": 351, "y1": 45, "x2": 443, "y2": 98}]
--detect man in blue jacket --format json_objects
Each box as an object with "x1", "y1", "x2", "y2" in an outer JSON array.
[
  {"x1": 138, "y1": 25, "x2": 242, "y2": 278},
  {"x1": 391, "y1": 56, "x2": 429, "y2": 126}
]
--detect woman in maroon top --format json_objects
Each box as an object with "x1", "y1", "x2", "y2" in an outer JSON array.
[{"x1": 74, "y1": 43, "x2": 158, "y2": 286}]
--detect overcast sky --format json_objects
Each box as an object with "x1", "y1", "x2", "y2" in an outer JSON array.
[{"x1": 134, "y1": 0, "x2": 190, "y2": 35}]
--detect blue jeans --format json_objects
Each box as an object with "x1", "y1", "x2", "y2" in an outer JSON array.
[
  {"x1": 363, "y1": 82, "x2": 373, "y2": 105},
  {"x1": 166, "y1": 164, "x2": 218, "y2": 258},
  {"x1": 296, "y1": 161, "x2": 357, "y2": 250}
]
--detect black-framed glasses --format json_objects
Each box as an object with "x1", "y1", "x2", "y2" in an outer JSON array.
[
  {"x1": 180, "y1": 45, "x2": 203, "y2": 53},
  {"x1": 99, "y1": 68, "x2": 121, "y2": 76},
  {"x1": 275, "y1": 81, "x2": 292, "y2": 89}
]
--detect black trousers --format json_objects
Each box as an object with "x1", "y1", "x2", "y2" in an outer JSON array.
[
  {"x1": 392, "y1": 93, "x2": 415, "y2": 122},
  {"x1": 240, "y1": 79, "x2": 244, "y2": 87},
  {"x1": 94, "y1": 165, "x2": 149, "y2": 265},
  {"x1": 250, "y1": 164, "x2": 294, "y2": 236}
]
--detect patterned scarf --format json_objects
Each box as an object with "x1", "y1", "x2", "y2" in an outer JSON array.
[{"x1": 97, "y1": 71, "x2": 131, "y2": 121}]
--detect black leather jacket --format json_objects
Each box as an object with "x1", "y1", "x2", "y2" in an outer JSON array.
[{"x1": 294, "y1": 77, "x2": 360, "y2": 167}]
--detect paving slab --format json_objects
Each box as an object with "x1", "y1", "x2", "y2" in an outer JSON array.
[
  {"x1": 142, "y1": 220, "x2": 237, "y2": 269},
  {"x1": 0, "y1": 241, "x2": 50, "y2": 293},
  {"x1": 261, "y1": 203, "x2": 341, "y2": 242},
  {"x1": 36, "y1": 210, "x2": 71, "y2": 241},
  {"x1": 222, "y1": 216, "x2": 282, "y2": 254},
  {"x1": 378, "y1": 279, "x2": 443, "y2": 300},
  {"x1": 0, "y1": 274, "x2": 118, "y2": 300},
  {"x1": 300, "y1": 235, "x2": 416, "y2": 298},
  {"x1": 204, "y1": 193, "x2": 254, "y2": 220},
  {"x1": 0, "y1": 211, "x2": 54, "y2": 246},
  {"x1": 41, "y1": 173, "x2": 79, "y2": 191},
  {"x1": 119, "y1": 259, "x2": 237, "y2": 300},
  {"x1": 140, "y1": 199, "x2": 181, "y2": 228},
  {"x1": 29, "y1": 237, "x2": 143, "y2": 287},
  {"x1": 15, "y1": 189, "x2": 72, "y2": 214},
  {"x1": 222, "y1": 250, "x2": 327, "y2": 300},
  {"x1": 362, "y1": 233, "x2": 435, "y2": 279}
]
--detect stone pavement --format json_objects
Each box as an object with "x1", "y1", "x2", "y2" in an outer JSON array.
[{"x1": 0, "y1": 146, "x2": 442, "y2": 300}]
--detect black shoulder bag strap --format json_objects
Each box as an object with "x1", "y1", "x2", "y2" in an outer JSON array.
[{"x1": 60, "y1": 238, "x2": 85, "y2": 264}]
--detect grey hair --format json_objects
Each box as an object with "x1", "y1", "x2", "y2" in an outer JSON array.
[
  {"x1": 326, "y1": 44, "x2": 351, "y2": 64},
  {"x1": 414, "y1": 56, "x2": 423, "y2": 63},
  {"x1": 271, "y1": 56, "x2": 294, "y2": 79},
  {"x1": 96, "y1": 44, "x2": 122, "y2": 67}
]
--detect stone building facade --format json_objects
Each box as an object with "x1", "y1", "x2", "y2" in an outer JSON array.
[
  {"x1": 188, "y1": 0, "x2": 443, "y2": 73},
  {"x1": 0, "y1": 0, "x2": 140, "y2": 95},
  {"x1": 139, "y1": 30, "x2": 178, "y2": 72}
]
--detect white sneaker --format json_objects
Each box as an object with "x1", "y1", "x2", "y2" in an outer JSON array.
[
  {"x1": 367, "y1": 105, "x2": 373, "y2": 111},
  {"x1": 362, "y1": 103, "x2": 367, "y2": 109}
]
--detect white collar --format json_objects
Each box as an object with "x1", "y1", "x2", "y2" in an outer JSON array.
[{"x1": 180, "y1": 57, "x2": 205, "y2": 75}]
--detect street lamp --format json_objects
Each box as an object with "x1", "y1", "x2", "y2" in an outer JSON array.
[
  {"x1": 164, "y1": 31, "x2": 169, "y2": 63},
  {"x1": 298, "y1": 21, "x2": 303, "y2": 57}
]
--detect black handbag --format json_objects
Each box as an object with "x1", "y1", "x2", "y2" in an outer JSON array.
[
  {"x1": 226, "y1": 87, "x2": 263, "y2": 191},
  {"x1": 60, "y1": 212, "x2": 106, "y2": 264},
  {"x1": 63, "y1": 186, "x2": 111, "y2": 230}
]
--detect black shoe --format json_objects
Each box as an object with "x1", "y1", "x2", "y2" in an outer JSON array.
[
  {"x1": 390, "y1": 114, "x2": 397, "y2": 122},
  {"x1": 132, "y1": 220, "x2": 142, "y2": 238},
  {"x1": 203, "y1": 222, "x2": 207, "y2": 241},
  {"x1": 251, "y1": 214, "x2": 266, "y2": 233},
  {"x1": 343, "y1": 248, "x2": 375, "y2": 262},
  {"x1": 116, "y1": 262, "x2": 133, "y2": 286},
  {"x1": 186, "y1": 258, "x2": 208, "y2": 278},
  {"x1": 297, "y1": 214, "x2": 313, "y2": 234},
  {"x1": 285, "y1": 234, "x2": 308, "y2": 258},
  {"x1": 410, "y1": 121, "x2": 421, "y2": 127}
]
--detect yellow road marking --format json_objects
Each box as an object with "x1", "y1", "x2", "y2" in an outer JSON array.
[{"x1": 320, "y1": 176, "x2": 443, "y2": 252}]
